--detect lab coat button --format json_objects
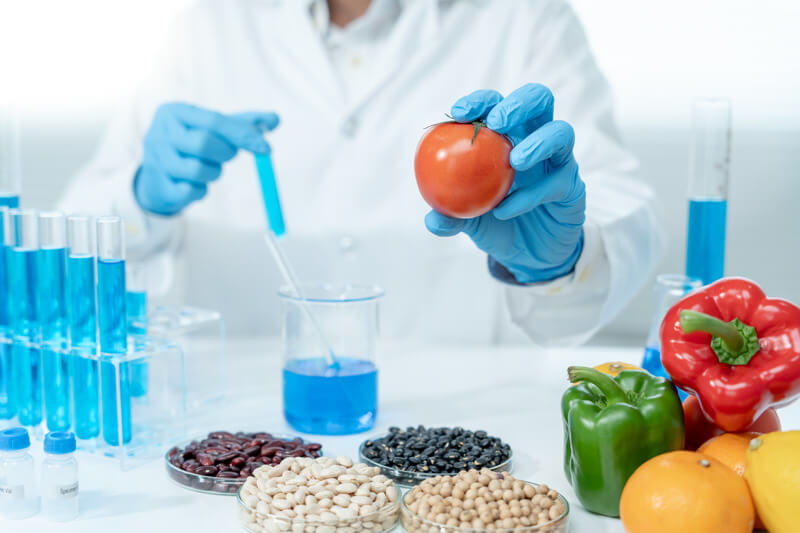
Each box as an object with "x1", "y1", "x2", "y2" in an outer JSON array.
[{"x1": 341, "y1": 117, "x2": 359, "y2": 137}]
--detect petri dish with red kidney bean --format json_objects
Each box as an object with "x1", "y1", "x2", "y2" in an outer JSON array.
[{"x1": 165, "y1": 431, "x2": 323, "y2": 495}]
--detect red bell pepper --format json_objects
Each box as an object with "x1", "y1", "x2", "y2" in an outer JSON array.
[{"x1": 660, "y1": 277, "x2": 800, "y2": 431}]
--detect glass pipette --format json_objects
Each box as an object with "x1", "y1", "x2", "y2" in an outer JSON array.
[{"x1": 254, "y1": 152, "x2": 338, "y2": 368}]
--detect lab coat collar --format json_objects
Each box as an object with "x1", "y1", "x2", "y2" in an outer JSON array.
[{"x1": 270, "y1": 0, "x2": 441, "y2": 128}]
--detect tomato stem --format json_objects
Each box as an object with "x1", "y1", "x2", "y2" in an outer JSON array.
[{"x1": 471, "y1": 121, "x2": 483, "y2": 145}]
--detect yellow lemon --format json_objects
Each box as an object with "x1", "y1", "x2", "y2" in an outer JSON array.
[{"x1": 745, "y1": 431, "x2": 800, "y2": 533}]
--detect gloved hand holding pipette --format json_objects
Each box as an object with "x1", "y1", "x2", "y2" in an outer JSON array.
[
  {"x1": 425, "y1": 84, "x2": 586, "y2": 284},
  {"x1": 135, "y1": 102, "x2": 280, "y2": 216}
]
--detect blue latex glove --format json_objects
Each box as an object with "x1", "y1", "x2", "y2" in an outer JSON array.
[
  {"x1": 425, "y1": 84, "x2": 586, "y2": 284},
  {"x1": 135, "y1": 102, "x2": 280, "y2": 215}
]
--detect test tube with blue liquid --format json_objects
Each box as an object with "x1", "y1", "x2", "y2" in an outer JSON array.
[
  {"x1": 67, "y1": 215, "x2": 99, "y2": 440},
  {"x1": 686, "y1": 98, "x2": 731, "y2": 286},
  {"x1": 8, "y1": 209, "x2": 43, "y2": 427},
  {"x1": 38, "y1": 212, "x2": 70, "y2": 431},
  {"x1": 96, "y1": 217, "x2": 131, "y2": 446},
  {"x1": 0, "y1": 209, "x2": 15, "y2": 422},
  {"x1": 125, "y1": 263, "x2": 148, "y2": 398},
  {"x1": 0, "y1": 100, "x2": 21, "y2": 423}
]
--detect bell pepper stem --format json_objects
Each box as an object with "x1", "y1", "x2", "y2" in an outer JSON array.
[
  {"x1": 567, "y1": 366, "x2": 628, "y2": 404},
  {"x1": 679, "y1": 310, "x2": 744, "y2": 351},
  {"x1": 679, "y1": 309, "x2": 761, "y2": 365}
]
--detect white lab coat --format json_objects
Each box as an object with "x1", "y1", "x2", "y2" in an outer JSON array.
[{"x1": 59, "y1": 0, "x2": 663, "y2": 345}]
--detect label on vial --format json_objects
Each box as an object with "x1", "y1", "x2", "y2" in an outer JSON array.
[
  {"x1": 49, "y1": 482, "x2": 78, "y2": 499},
  {"x1": 0, "y1": 484, "x2": 24, "y2": 499}
]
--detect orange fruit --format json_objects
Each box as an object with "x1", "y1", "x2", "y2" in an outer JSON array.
[
  {"x1": 620, "y1": 450, "x2": 754, "y2": 533},
  {"x1": 699, "y1": 432, "x2": 766, "y2": 530}
]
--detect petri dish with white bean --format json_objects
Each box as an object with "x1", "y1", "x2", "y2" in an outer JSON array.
[{"x1": 238, "y1": 456, "x2": 400, "y2": 533}]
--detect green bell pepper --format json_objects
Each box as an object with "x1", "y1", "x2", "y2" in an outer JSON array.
[{"x1": 561, "y1": 366, "x2": 685, "y2": 517}]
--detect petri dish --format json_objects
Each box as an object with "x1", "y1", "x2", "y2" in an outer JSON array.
[
  {"x1": 165, "y1": 433, "x2": 322, "y2": 496},
  {"x1": 358, "y1": 437, "x2": 513, "y2": 487},
  {"x1": 237, "y1": 483, "x2": 401, "y2": 533},
  {"x1": 401, "y1": 480, "x2": 569, "y2": 533}
]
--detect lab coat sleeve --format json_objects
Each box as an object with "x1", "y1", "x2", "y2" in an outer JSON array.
[
  {"x1": 500, "y1": 0, "x2": 665, "y2": 346},
  {"x1": 56, "y1": 8, "x2": 202, "y2": 294}
]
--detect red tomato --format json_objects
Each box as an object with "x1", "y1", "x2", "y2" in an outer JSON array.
[
  {"x1": 414, "y1": 122, "x2": 514, "y2": 219},
  {"x1": 683, "y1": 394, "x2": 781, "y2": 450}
]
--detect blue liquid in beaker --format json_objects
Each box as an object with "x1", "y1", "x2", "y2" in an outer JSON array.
[
  {"x1": 8, "y1": 248, "x2": 42, "y2": 426},
  {"x1": 283, "y1": 357, "x2": 377, "y2": 435},
  {"x1": 686, "y1": 198, "x2": 727, "y2": 286},
  {"x1": 97, "y1": 258, "x2": 131, "y2": 446},
  {"x1": 67, "y1": 254, "x2": 99, "y2": 439},
  {"x1": 37, "y1": 247, "x2": 70, "y2": 431}
]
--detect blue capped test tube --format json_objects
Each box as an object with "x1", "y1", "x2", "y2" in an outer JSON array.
[
  {"x1": 96, "y1": 216, "x2": 131, "y2": 446},
  {"x1": 8, "y1": 209, "x2": 42, "y2": 427},
  {"x1": 0, "y1": 208, "x2": 15, "y2": 421},
  {"x1": 38, "y1": 212, "x2": 70, "y2": 431},
  {"x1": 67, "y1": 215, "x2": 99, "y2": 440}
]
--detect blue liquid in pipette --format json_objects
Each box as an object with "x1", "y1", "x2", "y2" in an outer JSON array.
[
  {"x1": 0, "y1": 238, "x2": 14, "y2": 420},
  {"x1": 126, "y1": 290, "x2": 148, "y2": 398},
  {"x1": 8, "y1": 248, "x2": 42, "y2": 426},
  {"x1": 283, "y1": 357, "x2": 377, "y2": 435},
  {"x1": 0, "y1": 194, "x2": 20, "y2": 209},
  {"x1": 686, "y1": 198, "x2": 727, "y2": 286},
  {"x1": 67, "y1": 254, "x2": 99, "y2": 439},
  {"x1": 97, "y1": 258, "x2": 131, "y2": 446},
  {"x1": 642, "y1": 345, "x2": 688, "y2": 401},
  {"x1": 37, "y1": 247, "x2": 70, "y2": 431}
]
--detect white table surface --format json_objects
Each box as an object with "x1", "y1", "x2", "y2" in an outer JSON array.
[{"x1": 4, "y1": 339, "x2": 799, "y2": 533}]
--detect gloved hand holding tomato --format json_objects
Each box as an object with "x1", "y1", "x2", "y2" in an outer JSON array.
[{"x1": 417, "y1": 83, "x2": 585, "y2": 283}]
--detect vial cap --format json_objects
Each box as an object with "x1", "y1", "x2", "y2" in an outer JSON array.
[
  {"x1": 0, "y1": 427, "x2": 30, "y2": 451},
  {"x1": 44, "y1": 431, "x2": 76, "y2": 454}
]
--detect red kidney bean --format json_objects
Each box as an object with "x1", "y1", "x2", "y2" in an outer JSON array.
[
  {"x1": 217, "y1": 471, "x2": 239, "y2": 479},
  {"x1": 214, "y1": 452, "x2": 238, "y2": 464},
  {"x1": 244, "y1": 446, "x2": 261, "y2": 457},
  {"x1": 209, "y1": 431, "x2": 234, "y2": 439},
  {"x1": 305, "y1": 443, "x2": 322, "y2": 451},
  {"x1": 230, "y1": 456, "x2": 246, "y2": 468},
  {"x1": 197, "y1": 466, "x2": 218, "y2": 476},
  {"x1": 196, "y1": 453, "x2": 214, "y2": 466},
  {"x1": 288, "y1": 449, "x2": 306, "y2": 457},
  {"x1": 260, "y1": 445, "x2": 282, "y2": 457},
  {"x1": 205, "y1": 447, "x2": 229, "y2": 455}
]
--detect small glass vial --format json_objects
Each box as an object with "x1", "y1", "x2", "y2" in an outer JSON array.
[
  {"x1": 41, "y1": 431, "x2": 78, "y2": 521},
  {"x1": 0, "y1": 427, "x2": 39, "y2": 519}
]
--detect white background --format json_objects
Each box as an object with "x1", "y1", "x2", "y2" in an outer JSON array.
[{"x1": 1, "y1": 0, "x2": 799, "y2": 343}]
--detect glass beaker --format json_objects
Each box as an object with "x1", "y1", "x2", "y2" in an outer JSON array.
[
  {"x1": 642, "y1": 274, "x2": 702, "y2": 397},
  {"x1": 280, "y1": 283, "x2": 383, "y2": 435}
]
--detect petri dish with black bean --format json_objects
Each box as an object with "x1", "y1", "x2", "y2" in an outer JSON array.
[
  {"x1": 359, "y1": 425, "x2": 513, "y2": 486},
  {"x1": 165, "y1": 430, "x2": 322, "y2": 495}
]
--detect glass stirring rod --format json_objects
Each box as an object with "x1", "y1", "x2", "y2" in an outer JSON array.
[{"x1": 253, "y1": 152, "x2": 338, "y2": 368}]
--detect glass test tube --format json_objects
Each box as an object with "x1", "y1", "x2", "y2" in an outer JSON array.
[
  {"x1": 8, "y1": 209, "x2": 42, "y2": 427},
  {"x1": 67, "y1": 216, "x2": 99, "y2": 440},
  {"x1": 0, "y1": 98, "x2": 21, "y2": 208},
  {"x1": 125, "y1": 263, "x2": 147, "y2": 398},
  {"x1": 685, "y1": 98, "x2": 731, "y2": 286},
  {"x1": 0, "y1": 208, "x2": 15, "y2": 420},
  {"x1": 38, "y1": 213, "x2": 70, "y2": 431},
  {"x1": 96, "y1": 217, "x2": 131, "y2": 446}
]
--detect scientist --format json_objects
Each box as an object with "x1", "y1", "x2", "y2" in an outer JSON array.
[{"x1": 60, "y1": 0, "x2": 662, "y2": 345}]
